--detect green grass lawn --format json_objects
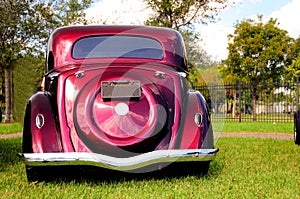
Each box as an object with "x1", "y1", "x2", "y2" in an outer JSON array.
[
  {"x1": 0, "y1": 123, "x2": 23, "y2": 135},
  {"x1": 0, "y1": 137, "x2": 299, "y2": 198},
  {"x1": 0, "y1": 121, "x2": 294, "y2": 135},
  {"x1": 213, "y1": 121, "x2": 293, "y2": 134}
]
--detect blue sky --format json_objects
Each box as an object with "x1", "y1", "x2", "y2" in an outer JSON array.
[
  {"x1": 86, "y1": 0, "x2": 300, "y2": 61},
  {"x1": 222, "y1": 0, "x2": 290, "y2": 21},
  {"x1": 198, "y1": 0, "x2": 299, "y2": 60}
]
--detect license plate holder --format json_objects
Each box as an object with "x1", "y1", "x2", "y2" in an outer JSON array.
[{"x1": 101, "y1": 80, "x2": 141, "y2": 99}]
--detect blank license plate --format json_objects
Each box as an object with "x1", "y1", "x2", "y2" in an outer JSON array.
[{"x1": 101, "y1": 80, "x2": 141, "y2": 99}]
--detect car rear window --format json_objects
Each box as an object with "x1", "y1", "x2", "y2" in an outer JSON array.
[{"x1": 72, "y1": 35, "x2": 163, "y2": 59}]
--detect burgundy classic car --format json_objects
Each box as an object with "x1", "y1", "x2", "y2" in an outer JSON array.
[{"x1": 19, "y1": 25, "x2": 218, "y2": 181}]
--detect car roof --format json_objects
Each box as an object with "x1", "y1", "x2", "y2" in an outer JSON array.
[{"x1": 46, "y1": 25, "x2": 188, "y2": 72}]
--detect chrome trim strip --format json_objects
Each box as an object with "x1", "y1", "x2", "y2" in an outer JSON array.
[{"x1": 19, "y1": 149, "x2": 218, "y2": 171}]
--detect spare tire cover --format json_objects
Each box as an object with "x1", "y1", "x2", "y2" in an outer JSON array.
[{"x1": 73, "y1": 70, "x2": 168, "y2": 153}]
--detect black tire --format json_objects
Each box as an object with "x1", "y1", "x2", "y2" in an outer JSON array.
[
  {"x1": 25, "y1": 166, "x2": 40, "y2": 182},
  {"x1": 189, "y1": 161, "x2": 210, "y2": 176},
  {"x1": 197, "y1": 161, "x2": 210, "y2": 175},
  {"x1": 26, "y1": 166, "x2": 57, "y2": 182},
  {"x1": 168, "y1": 161, "x2": 210, "y2": 176},
  {"x1": 294, "y1": 111, "x2": 300, "y2": 145}
]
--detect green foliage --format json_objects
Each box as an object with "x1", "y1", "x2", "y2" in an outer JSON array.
[
  {"x1": 286, "y1": 52, "x2": 300, "y2": 79},
  {"x1": 220, "y1": 16, "x2": 293, "y2": 121},
  {"x1": 285, "y1": 37, "x2": 300, "y2": 80},
  {"x1": 181, "y1": 29, "x2": 212, "y2": 68},
  {"x1": 50, "y1": 0, "x2": 93, "y2": 27},
  {"x1": 145, "y1": 0, "x2": 230, "y2": 30},
  {"x1": 0, "y1": 137, "x2": 299, "y2": 198},
  {"x1": 0, "y1": 0, "x2": 93, "y2": 54},
  {"x1": 286, "y1": 37, "x2": 300, "y2": 66},
  {"x1": 144, "y1": 0, "x2": 223, "y2": 85},
  {"x1": 13, "y1": 54, "x2": 44, "y2": 122},
  {"x1": 188, "y1": 66, "x2": 202, "y2": 85},
  {"x1": 180, "y1": 30, "x2": 213, "y2": 85},
  {"x1": 221, "y1": 16, "x2": 293, "y2": 84},
  {"x1": 0, "y1": 0, "x2": 93, "y2": 122}
]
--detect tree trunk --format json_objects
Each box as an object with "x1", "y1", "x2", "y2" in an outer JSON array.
[
  {"x1": 4, "y1": 68, "x2": 12, "y2": 123},
  {"x1": 251, "y1": 85, "x2": 257, "y2": 121},
  {"x1": 0, "y1": 68, "x2": 4, "y2": 122},
  {"x1": 11, "y1": 71, "x2": 14, "y2": 120}
]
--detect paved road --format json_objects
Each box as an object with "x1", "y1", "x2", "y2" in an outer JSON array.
[{"x1": 0, "y1": 132, "x2": 22, "y2": 139}]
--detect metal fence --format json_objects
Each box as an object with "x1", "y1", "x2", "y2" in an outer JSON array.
[{"x1": 194, "y1": 81, "x2": 299, "y2": 122}]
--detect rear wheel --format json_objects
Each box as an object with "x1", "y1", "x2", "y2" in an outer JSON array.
[
  {"x1": 25, "y1": 166, "x2": 42, "y2": 182},
  {"x1": 294, "y1": 110, "x2": 300, "y2": 145},
  {"x1": 191, "y1": 161, "x2": 210, "y2": 176},
  {"x1": 166, "y1": 161, "x2": 210, "y2": 176}
]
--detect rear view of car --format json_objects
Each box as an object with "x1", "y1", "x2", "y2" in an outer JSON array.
[{"x1": 19, "y1": 25, "x2": 218, "y2": 181}]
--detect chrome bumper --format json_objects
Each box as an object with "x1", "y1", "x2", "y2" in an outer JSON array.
[{"x1": 19, "y1": 149, "x2": 218, "y2": 171}]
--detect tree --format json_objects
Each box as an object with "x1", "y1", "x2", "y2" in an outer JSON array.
[
  {"x1": 180, "y1": 29, "x2": 212, "y2": 84},
  {"x1": 13, "y1": 53, "x2": 44, "y2": 122},
  {"x1": 288, "y1": 37, "x2": 300, "y2": 63},
  {"x1": 145, "y1": 0, "x2": 227, "y2": 85},
  {"x1": 285, "y1": 37, "x2": 300, "y2": 80},
  {"x1": 220, "y1": 15, "x2": 293, "y2": 121},
  {"x1": 0, "y1": 0, "x2": 92, "y2": 122},
  {"x1": 219, "y1": 63, "x2": 241, "y2": 119},
  {"x1": 145, "y1": 0, "x2": 230, "y2": 30},
  {"x1": 286, "y1": 52, "x2": 300, "y2": 80}
]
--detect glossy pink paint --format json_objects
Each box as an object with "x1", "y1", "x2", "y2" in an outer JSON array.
[{"x1": 24, "y1": 25, "x2": 213, "y2": 157}]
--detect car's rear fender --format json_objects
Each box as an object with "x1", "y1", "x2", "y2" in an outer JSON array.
[
  {"x1": 23, "y1": 91, "x2": 62, "y2": 153},
  {"x1": 174, "y1": 89, "x2": 213, "y2": 149}
]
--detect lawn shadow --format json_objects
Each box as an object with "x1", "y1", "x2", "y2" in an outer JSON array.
[
  {"x1": 0, "y1": 137, "x2": 22, "y2": 172},
  {"x1": 28, "y1": 160, "x2": 224, "y2": 183},
  {"x1": 0, "y1": 138, "x2": 224, "y2": 183}
]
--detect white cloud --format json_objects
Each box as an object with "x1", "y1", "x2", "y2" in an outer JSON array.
[
  {"x1": 84, "y1": 0, "x2": 300, "y2": 62},
  {"x1": 86, "y1": 0, "x2": 152, "y2": 25},
  {"x1": 269, "y1": 0, "x2": 300, "y2": 38},
  {"x1": 201, "y1": 0, "x2": 300, "y2": 61},
  {"x1": 199, "y1": 23, "x2": 233, "y2": 61}
]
